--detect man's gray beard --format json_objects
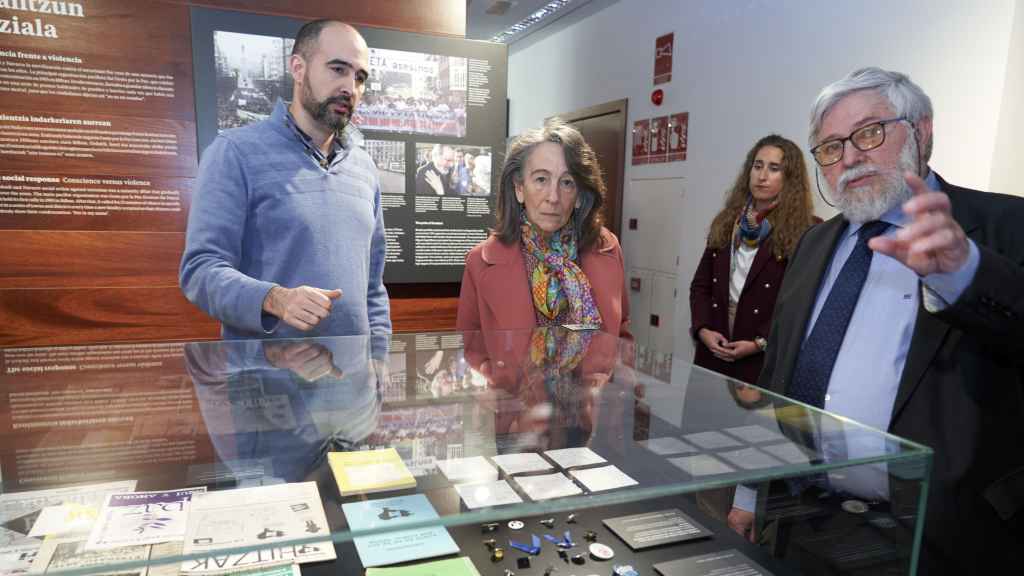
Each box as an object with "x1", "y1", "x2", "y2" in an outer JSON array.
[{"x1": 823, "y1": 137, "x2": 919, "y2": 223}]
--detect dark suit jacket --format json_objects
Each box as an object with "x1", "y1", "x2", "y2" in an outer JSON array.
[
  {"x1": 689, "y1": 239, "x2": 789, "y2": 384},
  {"x1": 759, "y1": 174, "x2": 1024, "y2": 572},
  {"x1": 414, "y1": 162, "x2": 450, "y2": 195}
]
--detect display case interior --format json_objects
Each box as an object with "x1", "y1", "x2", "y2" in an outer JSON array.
[{"x1": 0, "y1": 329, "x2": 931, "y2": 576}]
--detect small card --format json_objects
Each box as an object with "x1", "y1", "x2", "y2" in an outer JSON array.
[
  {"x1": 603, "y1": 508, "x2": 713, "y2": 550},
  {"x1": 722, "y1": 425, "x2": 787, "y2": 444},
  {"x1": 454, "y1": 480, "x2": 523, "y2": 509},
  {"x1": 512, "y1": 473, "x2": 583, "y2": 500},
  {"x1": 761, "y1": 441, "x2": 813, "y2": 465},
  {"x1": 668, "y1": 454, "x2": 735, "y2": 476},
  {"x1": 569, "y1": 465, "x2": 638, "y2": 492},
  {"x1": 638, "y1": 437, "x2": 698, "y2": 456},
  {"x1": 366, "y1": 557, "x2": 481, "y2": 576},
  {"x1": 543, "y1": 447, "x2": 606, "y2": 469},
  {"x1": 436, "y1": 456, "x2": 499, "y2": 485},
  {"x1": 27, "y1": 504, "x2": 97, "y2": 537},
  {"x1": 683, "y1": 431, "x2": 744, "y2": 450},
  {"x1": 718, "y1": 447, "x2": 785, "y2": 470},
  {"x1": 490, "y1": 453, "x2": 553, "y2": 475},
  {"x1": 342, "y1": 494, "x2": 459, "y2": 568},
  {"x1": 654, "y1": 549, "x2": 775, "y2": 576}
]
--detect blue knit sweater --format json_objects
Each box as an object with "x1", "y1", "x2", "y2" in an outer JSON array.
[{"x1": 180, "y1": 101, "x2": 391, "y2": 341}]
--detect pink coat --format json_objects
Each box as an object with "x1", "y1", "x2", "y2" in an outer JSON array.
[{"x1": 456, "y1": 227, "x2": 631, "y2": 338}]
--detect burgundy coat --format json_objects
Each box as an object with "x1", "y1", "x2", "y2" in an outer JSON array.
[{"x1": 688, "y1": 239, "x2": 788, "y2": 384}]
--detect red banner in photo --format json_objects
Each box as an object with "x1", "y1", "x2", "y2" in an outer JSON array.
[
  {"x1": 668, "y1": 112, "x2": 689, "y2": 161},
  {"x1": 654, "y1": 33, "x2": 674, "y2": 85},
  {"x1": 650, "y1": 116, "x2": 669, "y2": 163},
  {"x1": 632, "y1": 119, "x2": 651, "y2": 165}
]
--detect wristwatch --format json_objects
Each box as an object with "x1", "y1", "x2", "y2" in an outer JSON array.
[{"x1": 754, "y1": 336, "x2": 768, "y2": 352}]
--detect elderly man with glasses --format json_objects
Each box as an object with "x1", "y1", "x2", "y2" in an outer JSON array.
[{"x1": 728, "y1": 67, "x2": 1024, "y2": 573}]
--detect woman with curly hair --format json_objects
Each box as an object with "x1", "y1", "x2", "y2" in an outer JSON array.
[{"x1": 689, "y1": 135, "x2": 818, "y2": 384}]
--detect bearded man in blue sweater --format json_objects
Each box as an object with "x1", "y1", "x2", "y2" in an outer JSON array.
[{"x1": 181, "y1": 20, "x2": 391, "y2": 344}]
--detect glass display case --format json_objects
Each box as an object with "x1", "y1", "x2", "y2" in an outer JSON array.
[{"x1": 0, "y1": 328, "x2": 931, "y2": 576}]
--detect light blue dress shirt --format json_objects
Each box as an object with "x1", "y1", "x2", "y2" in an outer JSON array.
[{"x1": 734, "y1": 170, "x2": 980, "y2": 509}]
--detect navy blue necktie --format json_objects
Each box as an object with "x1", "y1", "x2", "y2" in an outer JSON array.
[{"x1": 786, "y1": 220, "x2": 890, "y2": 408}]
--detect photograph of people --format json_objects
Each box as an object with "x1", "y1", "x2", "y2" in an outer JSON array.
[
  {"x1": 212, "y1": 33, "x2": 466, "y2": 138},
  {"x1": 414, "y1": 143, "x2": 454, "y2": 195},
  {"x1": 688, "y1": 134, "x2": 818, "y2": 385},
  {"x1": 414, "y1": 143, "x2": 492, "y2": 196},
  {"x1": 358, "y1": 48, "x2": 467, "y2": 138},
  {"x1": 456, "y1": 118, "x2": 630, "y2": 338}
]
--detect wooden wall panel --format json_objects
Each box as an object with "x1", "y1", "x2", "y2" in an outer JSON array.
[
  {"x1": 0, "y1": 287, "x2": 454, "y2": 346},
  {"x1": 0, "y1": 287, "x2": 221, "y2": 347},
  {"x1": 0, "y1": 0, "x2": 466, "y2": 348},
  {"x1": 390, "y1": 297, "x2": 459, "y2": 333},
  {"x1": 0, "y1": 115, "x2": 197, "y2": 178},
  {"x1": 164, "y1": 0, "x2": 466, "y2": 37},
  {"x1": 0, "y1": 174, "x2": 192, "y2": 232},
  {"x1": 0, "y1": 232, "x2": 184, "y2": 289}
]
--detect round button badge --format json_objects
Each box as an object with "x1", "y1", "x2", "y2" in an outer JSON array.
[
  {"x1": 589, "y1": 542, "x2": 614, "y2": 560},
  {"x1": 841, "y1": 499, "x2": 869, "y2": 514}
]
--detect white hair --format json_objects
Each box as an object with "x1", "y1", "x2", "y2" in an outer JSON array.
[{"x1": 809, "y1": 67, "x2": 933, "y2": 162}]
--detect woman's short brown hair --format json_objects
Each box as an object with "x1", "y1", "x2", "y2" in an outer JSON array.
[{"x1": 493, "y1": 118, "x2": 606, "y2": 251}]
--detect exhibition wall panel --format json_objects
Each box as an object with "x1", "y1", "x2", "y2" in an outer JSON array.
[{"x1": 0, "y1": 0, "x2": 477, "y2": 347}]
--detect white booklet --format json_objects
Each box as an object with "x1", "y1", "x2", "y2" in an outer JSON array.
[
  {"x1": 454, "y1": 480, "x2": 523, "y2": 509},
  {"x1": 512, "y1": 473, "x2": 583, "y2": 501},
  {"x1": 30, "y1": 536, "x2": 181, "y2": 576},
  {"x1": 761, "y1": 441, "x2": 812, "y2": 465},
  {"x1": 638, "y1": 437, "x2": 698, "y2": 456},
  {"x1": 682, "y1": 431, "x2": 743, "y2": 450},
  {"x1": 542, "y1": 447, "x2": 606, "y2": 469},
  {"x1": 435, "y1": 456, "x2": 498, "y2": 485},
  {"x1": 181, "y1": 482, "x2": 335, "y2": 573},
  {"x1": 668, "y1": 454, "x2": 736, "y2": 476},
  {"x1": 722, "y1": 425, "x2": 787, "y2": 444},
  {"x1": 718, "y1": 448, "x2": 784, "y2": 470},
  {"x1": 86, "y1": 487, "x2": 207, "y2": 550},
  {"x1": 0, "y1": 480, "x2": 137, "y2": 576},
  {"x1": 569, "y1": 465, "x2": 638, "y2": 492},
  {"x1": 490, "y1": 453, "x2": 553, "y2": 476}
]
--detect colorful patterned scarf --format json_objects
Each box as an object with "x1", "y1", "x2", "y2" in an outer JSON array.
[
  {"x1": 528, "y1": 326, "x2": 594, "y2": 438},
  {"x1": 733, "y1": 195, "x2": 778, "y2": 249},
  {"x1": 520, "y1": 213, "x2": 603, "y2": 327}
]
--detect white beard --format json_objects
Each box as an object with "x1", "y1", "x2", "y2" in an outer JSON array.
[{"x1": 823, "y1": 137, "x2": 920, "y2": 223}]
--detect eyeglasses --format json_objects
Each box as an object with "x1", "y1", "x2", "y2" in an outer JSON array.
[{"x1": 811, "y1": 117, "x2": 910, "y2": 166}]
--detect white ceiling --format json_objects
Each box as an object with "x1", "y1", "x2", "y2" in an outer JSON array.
[{"x1": 465, "y1": 0, "x2": 593, "y2": 42}]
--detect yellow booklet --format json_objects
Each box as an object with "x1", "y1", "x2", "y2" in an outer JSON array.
[{"x1": 328, "y1": 448, "x2": 416, "y2": 496}]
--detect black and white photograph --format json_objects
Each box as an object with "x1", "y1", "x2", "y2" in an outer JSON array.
[
  {"x1": 213, "y1": 35, "x2": 468, "y2": 139},
  {"x1": 358, "y1": 48, "x2": 468, "y2": 138},
  {"x1": 361, "y1": 404, "x2": 465, "y2": 476},
  {"x1": 214, "y1": 31, "x2": 294, "y2": 131},
  {"x1": 413, "y1": 143, "x2": 492, "y2": 197},
  {"x1": 364, "y1": 139, "x2": 406, "y2": 196},
  {"x1": 415, "y1": 349, "x2": 487, "y2": 399}
]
